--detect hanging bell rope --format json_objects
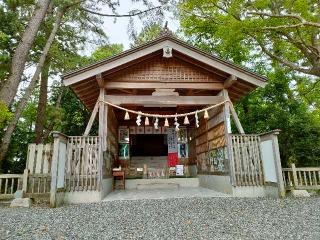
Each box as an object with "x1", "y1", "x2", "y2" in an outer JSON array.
[{"x1": 99, "y1": 99, "x2": 229, "y2": 119}]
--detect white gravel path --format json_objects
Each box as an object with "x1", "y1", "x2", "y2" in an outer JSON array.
[{"x1": 1, "y1": 197, "x2": 320, "y2": 240}]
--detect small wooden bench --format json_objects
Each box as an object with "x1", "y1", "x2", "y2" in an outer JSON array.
[{"x1": 112, "y1": 171, "x2": 125, "y2": 190}]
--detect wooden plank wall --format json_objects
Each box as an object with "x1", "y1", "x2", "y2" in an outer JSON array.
[
  {"x1": 104, "y1": 106, "x2": 118, "y2": 177},
  {"x1": 195, "y1": 106, "x2": 229, "y2": 174}
]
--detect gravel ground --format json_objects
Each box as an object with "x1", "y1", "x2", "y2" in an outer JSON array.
[{"x1": 1, "y1": 197, "x2": 320, "y2": 240}]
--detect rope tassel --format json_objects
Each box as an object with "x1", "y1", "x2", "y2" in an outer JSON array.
[
  {"x1": 204, "y1": 109, "x2": 209, "y2": 119},
  {"x1": 183, "y1": 115, "x2": 189, "y2": 125},
  {"x1": 145, "y1": 116, "x2": 149, "y2": 126},
  {"x1": 124, "y1": 111, "x2": 130, "y2": 120},
  {"x1": 164, "y1": 118, "x2": 169, "y2": 127}
]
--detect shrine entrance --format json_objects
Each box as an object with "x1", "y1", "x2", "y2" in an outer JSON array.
[{"x1": 116, "y1": 106, "x2": 197, "y2": 180}]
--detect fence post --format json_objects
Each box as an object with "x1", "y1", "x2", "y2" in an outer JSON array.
[
  {"x1": 22, "y1": 169, "x2": 29, "y2": 194},
  {"x1": 291, "y1": 163, "x2": 298, "y2": 188},
  {"x1": 50, "y1": 132, "x2": 67, "y2": 208},
  {"x1": 260, "y1": 130, "x2": 285, "y2": 198}
]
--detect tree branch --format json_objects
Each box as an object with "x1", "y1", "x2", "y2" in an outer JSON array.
[
  {"x1": 80, "y1": 5, "x2": 162, "y2": 18},
  {"x1": 254, "y1": 37, "x2": 314, "y2": 75},
  {"x1": 248, "y1": 11, "x2": 320, "y2": 28}
]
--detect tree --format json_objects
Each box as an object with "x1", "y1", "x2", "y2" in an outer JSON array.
[
  {"x1": 0, "y1": 0, "x2": 52, "y2": 107},
  {"x1": 178, "y1": 0, "x2": 320, "y2": 166},
  {"x1": 130, "y1": 23, "x2": 163, "y2": 47},
  {"x1": 0, "y1": 6, "x2": 66, "y2": 164},
  {"x1": 235, "y1": 67, "x2": 320, "y2": 167},
  {"x1": 0, "y1": 0, "x2": 167, "y2": 169},
  {"x1": 178, "y1": 0, "x2": 320, "y2": 81}
]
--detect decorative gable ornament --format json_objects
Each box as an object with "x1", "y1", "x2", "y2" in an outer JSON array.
[{"x1": 163, "y1": 46, "x2": 172, "y2": 58}]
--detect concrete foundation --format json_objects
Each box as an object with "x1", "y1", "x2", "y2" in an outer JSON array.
[
  {"x1": 101, "y1": 178, "x2": 113, "y2": 198},
  {"x1": 125, "y1": 178, "x2": 199, "y2": 190},
  {"x1": 198, "y1": 174, "x2": 279, "y2": 197},
  {"x1": 232, "y1": 186, "x2": 279, "y2": 198},
  {"x1": 64, "y1": 191, "x2": 102, "y2": 204},
  {"x1": 198, "y1": 175, "x2": 233, "y2": 194}
]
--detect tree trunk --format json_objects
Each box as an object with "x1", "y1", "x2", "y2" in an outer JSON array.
[
  {"x1": 34, "y1": 60, "x2": 50, "y2": 144},
  {"x1": 0, "y1": 0, "x2": 52, "y2": 107},
  {"x1": 42, "y1": 85, "x2": 64, "y2": 142},
  {"x1": 0, "y1": 8, "x2": 65, "y2": 164}
]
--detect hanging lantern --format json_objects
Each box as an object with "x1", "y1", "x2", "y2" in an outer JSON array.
[
  {"x1": 124, "y1": 111, "x2": 130, "y2": 120},
  {"x1": 136, "y1": 113, "x2": 141, "y2": 126},
  {"x1": 183, "y1": 115, "x2": 190, "y2": 125},
  {"x1": 204, "y1": 109, "x2": 209, "y2": 119},
  {"x1": 174, "y1": 115, "x2": 180, "y2": 131},
  {"x1": 164, "y1": 118, "x2": 169, "y2": 127},
  {"x1": 154, "y1": 117, "x2": 159, "y2": 129},
  {"x1": 195, "y1": 111, "x2": 199, "y2": 128},
  {"x1": 145, "y1": 116, "x2": 149, "y2": 126}
]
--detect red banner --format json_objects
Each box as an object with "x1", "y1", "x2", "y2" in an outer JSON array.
[{"x1": 168, "y1": 152, "x2": 179, "y2": 167}]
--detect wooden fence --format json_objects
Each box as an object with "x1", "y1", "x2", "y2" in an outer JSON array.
[
  {"x1": 65, "y1": 136, "x2": 100, "y2": 191},
  {"x1": 24, "y1": 143, "x2": 52, "y2": 197},
  {"x1": 0, "y1": 174, "x2": 23, "y2": 199},
  {"x1": 282, "y1": 164, "x2": 320, "y2": 190},
  {"x1": 230, "y1": 134, "x2": 264, "y2": 186}
]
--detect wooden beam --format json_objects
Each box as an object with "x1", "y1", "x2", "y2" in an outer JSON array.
[
  {"x1": 104, "y1": 95, "x2": 224, "y2": 106},
  {"x1": 83, "y1": 100, "x2": 99, "y2": 136},
  {"x1": 222, "y1": 90, "x2": 245, "y2": 134},
  {"x1": 96, "y1": 73, "x2": 104, "y2": 88},
  {"x1": 105, "y1": 82, "x2": 224, "y2": 90},
  {"x1": 229, "y1": 103, "x2": 245, "y2": 134},
  {"x1": 224, "y1": 75, "x2": 237, "y2": 88}
]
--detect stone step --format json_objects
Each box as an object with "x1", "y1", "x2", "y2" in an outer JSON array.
[{"x1": 136, "y1": 183, "x2": 179, "y2": 190}]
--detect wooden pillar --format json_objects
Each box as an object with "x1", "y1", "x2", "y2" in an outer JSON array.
[
  {"x1": 220, "y1": 89, "x2": 236, "y2": 185},
  {"x1": 98, "y1": 89, "x2": 105, "y2": 189},
  {"x1": 22, "y1": 169, "x2": 29, "y2": 194},
  {"x1": 291, "y1": 163, "x2": 298, "y2": 188}
]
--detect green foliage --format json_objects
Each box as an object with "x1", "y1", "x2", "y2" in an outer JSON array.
[
  {"x1": 0, "y1": 101, "x2": 12, "y2": 130},
  {"x1": 235, "y1": 68, "x2": 320, "y2": 167},
  {"x1": 178, "y1": 0, "x2": 320, "y2": 167},
  {"x1": 91, "y1": 43, "x2": 124, "y2": 61},
  {"x1": 130, "y1": 23, "x2": 162, "y2": 47}
]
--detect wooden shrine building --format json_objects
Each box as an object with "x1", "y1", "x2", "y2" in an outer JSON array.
[{"x1": 16, "y1": 30, "x2": 285, "y2": 206}]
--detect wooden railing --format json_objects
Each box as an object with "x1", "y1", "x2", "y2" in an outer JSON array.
[
  {"x1": 65, "y1": 136, "x2": 100, "y2": 191},
  {"x1": 282, "y1": 164, "x2": 320, "y2": 190},
  {"x1": 230, "y1": 134, "x2": 264, "y2": 186},
  {"x1": 26, "y1": 173, "x2": 51, "y2": 196},
  {"x1": 0, "y1": 174, "x2": 23, "y2": 199}
]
